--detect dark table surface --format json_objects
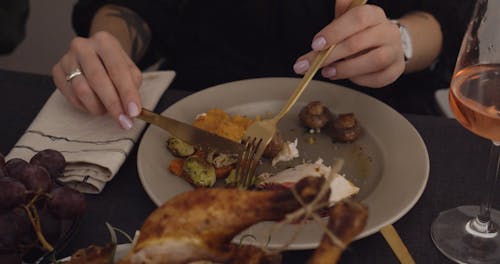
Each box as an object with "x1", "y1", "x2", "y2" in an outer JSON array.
[{"x1": 1, "y1": 68, "x2": 497, "y2": 264}]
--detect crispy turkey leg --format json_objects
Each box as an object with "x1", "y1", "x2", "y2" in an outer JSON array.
[
  {"x1": 307, "y1": 200, "x2": 368, "y2": 264},
  {"x1": 118, "y1": 176, "x2": 327, "y2": 264},
  {"x1": 226, "y1": 244, "x2": 282, "y2": 264}
]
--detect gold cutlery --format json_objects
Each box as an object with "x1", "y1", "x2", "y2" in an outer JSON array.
[
  {"x1": 234, "y1": 0, "x2": 368, "y2": 189},
  {"x1": 137, "y1": 108, "x2": 243, "y2": 154},
  {"x1": 380, "y1": 225, "x2": 416, "y2": 264}
]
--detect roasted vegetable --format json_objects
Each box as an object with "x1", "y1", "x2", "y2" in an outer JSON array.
[
  {"x1": 224, "y1": 169, "x2": 237, "y2": 187},
  {"x1": 329, "y1": 113, "x2": 362, "y2": 143},
  {"x1": 182, "y1": 156, "x2": 216, "y2": 187},
  {"x1": 166, "y1": 137, "x2": 195, "y2": 157},
  {"x1": 168, "y1": 158, "x2": 184, "y2": 176},
  {"x1": 206, "y1": 150, "x2": 238, "y2": 168},
  {"x1": 262, "y1": 131, "x2": 284, "y2": 159},
  {"x1": 224, "y1": 169, "x2": 261, "y2": 187},
  {"x1": 299, "y1": 101, "x2": 333, "y2": 130},
  {"x1": 205, "y1": 150, "x2": 238, "y2": 179},
  {"x1": 215, "y1": 165, "x2": 234, "y2": 179}
]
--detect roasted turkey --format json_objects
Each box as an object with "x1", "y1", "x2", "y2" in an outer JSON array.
[
  {"x1": 118, "y1": 177, "x2": 328, "y2": 264},
  {"x1": 66, "y1": 176, "x2": 367, "y2": 264}
]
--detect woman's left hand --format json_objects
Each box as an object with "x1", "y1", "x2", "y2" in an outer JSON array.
[{"x1": 293, "y1": 1, "x2": 405, "y2": 88}]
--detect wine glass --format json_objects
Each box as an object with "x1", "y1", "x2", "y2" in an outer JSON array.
[{"x1": 430, "y1": 0, "x2": 500, "y2": 263}]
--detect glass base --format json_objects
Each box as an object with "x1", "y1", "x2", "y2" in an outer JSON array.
[{"x1": 431, "y1": 206, "x2": 500, "y2": 264}]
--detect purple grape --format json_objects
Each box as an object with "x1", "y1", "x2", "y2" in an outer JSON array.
[
  {"x1": 4, "y1": 159, "x2": 28, "y2": 180},
  {"x1": 0, "y1": 178, "x2": 27, "y2": 211},
  {"x1": 19, "y1": 164, "x2": 51, "y2": 193},
  {"x1": 30, "y1": 149, "x2": 66, "y2": 180},
  {"x1": 0, "y1": 213, "x2": 19, "y2": 252},
  {"x1": 48, "y1": 186, "x2": 86, "y2": 219},
  {"x1": 9, "y1": 208, "x2": 33, "y2": 245},
  {"x1": 38, "y1": 207, "x2": 62, "y2": 244}
]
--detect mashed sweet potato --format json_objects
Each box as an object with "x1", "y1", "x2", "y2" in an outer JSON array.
[{"x1": 193, "y1": 109, "x2": 257, "y2": 142}]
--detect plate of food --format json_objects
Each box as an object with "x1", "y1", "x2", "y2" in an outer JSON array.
[{"x1": 136, "y1": 77, "x2": 429, "y2": 250}]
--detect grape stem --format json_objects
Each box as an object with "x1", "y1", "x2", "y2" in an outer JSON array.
[
  {"x1": 22, "y1": 204, "x2": 54, "y2": 252},
  {"x1": 26, "y1": 192, "x2": 42, "y2": 208}
]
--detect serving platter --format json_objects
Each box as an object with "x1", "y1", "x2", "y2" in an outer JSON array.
[{"x1": 137, "y1": 77, "x2": 429, "y2": 250}]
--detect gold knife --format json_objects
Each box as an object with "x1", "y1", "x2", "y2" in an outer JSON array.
[
  {"x1": 138, "y1": 108, "x2": 244, "y2": 154},
  {"x1": 380, "y1": 225, "x2": 416, "y2": 264}
]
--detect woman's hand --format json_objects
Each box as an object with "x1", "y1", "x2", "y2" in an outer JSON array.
[
  {"x1": 52, "y1": 31, "x2": 143, "y2": 129},
  {"x1": 293, "y1": 1, "x2": 405, "y2": 88}
]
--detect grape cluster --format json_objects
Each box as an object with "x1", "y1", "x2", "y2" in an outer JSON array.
[{"x1": 0, "y1": 149, "x2": 87, "y2": 263}]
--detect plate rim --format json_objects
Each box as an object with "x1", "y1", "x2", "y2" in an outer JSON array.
[{"x1": 137, "y1": 77, "x2": 430, "y2": 250}]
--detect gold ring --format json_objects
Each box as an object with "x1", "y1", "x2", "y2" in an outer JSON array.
[{"x1": 65, "y1": 68, "x2": 83, "y2": 82}]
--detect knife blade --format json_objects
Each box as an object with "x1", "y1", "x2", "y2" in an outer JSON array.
[{"x1": 138, "y1": 108, "x2": 244, "y2": 154}]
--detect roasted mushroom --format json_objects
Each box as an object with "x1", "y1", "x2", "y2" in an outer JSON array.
[
  {"x1": 299, "y1": 101, "x2": 333, "y2": 131},
  {"x1": 329, "y1": 113, "x2": 361, "y2": 143},
  {"x1": 262, "y1": 131, "x2": 284, "y2": 159}
]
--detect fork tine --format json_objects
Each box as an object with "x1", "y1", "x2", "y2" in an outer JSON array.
[
  {"x1": 241, "y1": 137, "x2": 258, "y2": 188},
  {"x1": 234, "y1": 139, "x2": 251, "y2": 188},
  {"x1": 234, "y1": 136, "x2": 263, "y2": 189},
  {"x1": 236, "y1": 137, "x2": 255, "y2": 189},
  {"x1": 242, "y1": 137, "x2": 262, "y2": 188}
]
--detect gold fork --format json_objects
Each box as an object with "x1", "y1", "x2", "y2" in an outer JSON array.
[{"x1": 235, "y1": 0, "x2": 367, "y2": 189}]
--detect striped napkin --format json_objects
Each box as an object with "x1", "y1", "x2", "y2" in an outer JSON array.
[{"x1": 6, "y1": 71, "x2": 175, "y2": 194}]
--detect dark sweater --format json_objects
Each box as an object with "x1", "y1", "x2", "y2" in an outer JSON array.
[{"x1": 72, "y1": 0, "x2": 475, "y2": 115}]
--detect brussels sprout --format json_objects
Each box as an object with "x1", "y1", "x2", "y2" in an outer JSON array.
[
  {"x1": 166, "y1": 137, "x2": 195, "y2": 157},
  {"x1": 224, "y1": 169, "x2": 260, "y2": 188},
  {"x1": 224, "y1": 169, "x2": 237, "y2": 187},
  {"x1": 183, "y1": 156, "x2": 216, "y2": 187}
]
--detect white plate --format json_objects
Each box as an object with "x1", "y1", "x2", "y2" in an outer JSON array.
[
  {"x1": 137, "y1": 77, "x2": 429, "y2": 250},
  {"x1": 58, "y1": 243, "x2": 132, "y2": 262}
]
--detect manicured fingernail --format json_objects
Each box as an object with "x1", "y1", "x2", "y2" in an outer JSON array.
[
  {"x1": 119, "y1": 114, "x2": 133, "y2": 130},
  {"x1": 311, "y1": 36, "x2": 326, "y2": 50},
  {"x1": 323, "y1": 66, "x2": 337, "y2": 78},
  {"x1": 293, "y1": 60, "x2": 310, "y2": 74},
  {"x1": 128, "y1": 102, "x2": 140, "y2": 117}
]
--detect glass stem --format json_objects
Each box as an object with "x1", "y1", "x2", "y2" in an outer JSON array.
[{"x1": 472, "y1": 142, "x2": 500, "y2": 234}]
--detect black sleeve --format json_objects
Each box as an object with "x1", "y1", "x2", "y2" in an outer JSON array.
[
  {"x1": 417, "y1": 0, "x2": 476, "y2": 84},
  {"x1": 71, "y1": 0, "x2": 180, "y2": 68},
  {"x1": 0, "y1": 0, "x2": 29, "y2": 54}
]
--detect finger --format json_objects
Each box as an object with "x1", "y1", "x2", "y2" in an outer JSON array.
[
  {"x1": 59, "y1": 52, "x2": 107, "y2": 115},
  {"x1": 52, "y1": 63, "x2": 85, "y2": 111},
  {"x1": 70, "y1": 37, "x2": 133, "y2": 129},
  {"x1": 69, "y1": 73, "x2": 107, "y2": 115},
  {"x1": 321, "y1": 45, "x2": 403, "y2": 81},
  {"x1": 311, "y1": 5, "x2": 387, "y2": 51},
  {"x1": 93, "y1": 32, "x2": 142, "y2": 117},
  {"x1": 293, "y1": 51, "x2": 318, "y2": 74},
  {"x1": 335, "y1": 0, "x2": 352, "y2": 18},
  {"x1": 325, "y1": 22, "x2": 399, "y2": 65},
  {"x1": 350, "y1": 59, "x2": 405, "y2": 88},
  {"x1": 120, "y1": 48, "x2": 143, "y2": 89},
  {"x1": 294, "y1": 21, "x2": 398, "y2": 74}
]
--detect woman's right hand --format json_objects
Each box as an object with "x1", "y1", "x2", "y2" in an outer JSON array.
[{"x1": 52, "y1": 31, "x2": 143, "y2": 130}]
